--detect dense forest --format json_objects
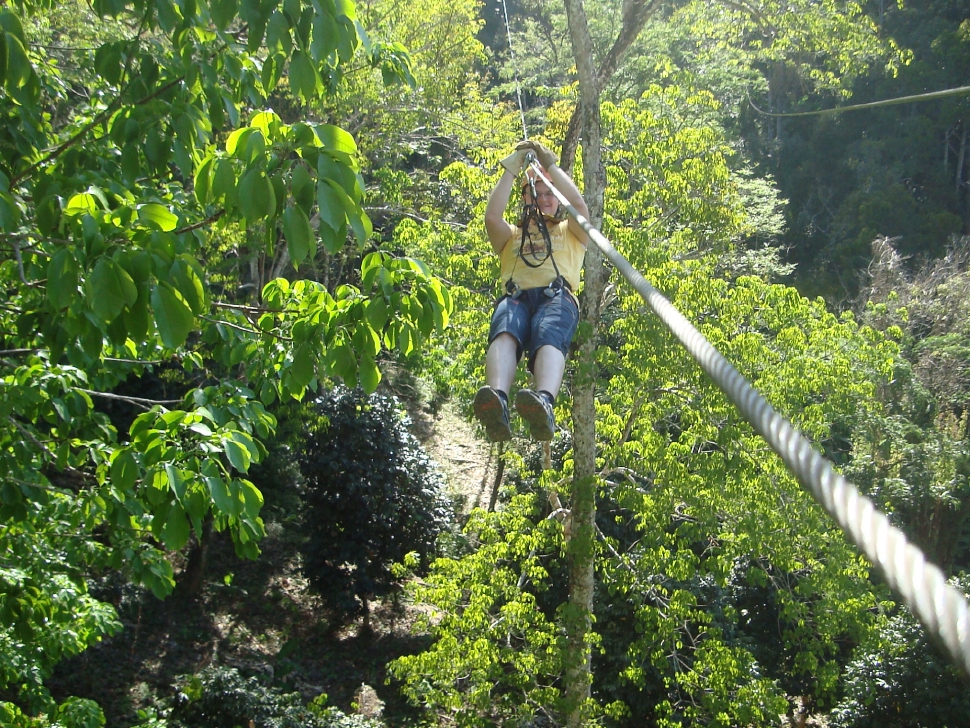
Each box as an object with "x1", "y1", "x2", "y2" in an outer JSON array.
[{"x1": 1, "y1": 0, "x2": 969, "y2": 725}]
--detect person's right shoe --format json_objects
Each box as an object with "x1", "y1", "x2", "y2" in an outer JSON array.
[
  {"x1": 473, "y1": 386, "x2": 512, "y2": 442},
  {"x1": 515, "y1": 389, "x2": 556, "y2": 441}
]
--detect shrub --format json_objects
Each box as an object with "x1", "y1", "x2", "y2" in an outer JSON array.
[
  {"x1": 299, "y1": 387, "x2": 449, "y2": 622},
  {"x1": 165, "y1": 667, "x2": 382, "y2": 728},
  {"x1": 829, "y1": 584, "x2": 970, "y2": 727}
]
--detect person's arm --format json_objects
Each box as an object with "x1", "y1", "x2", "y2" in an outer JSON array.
[
  {"x1": 546, "y1": 164, "x2": 589, "y2": 246},
  {"x1": 485, "y1": 148, "x2": 527, "y2": 255},
  {"x1": 523, "y1": 140, "x2": 590, "y2": 246}
]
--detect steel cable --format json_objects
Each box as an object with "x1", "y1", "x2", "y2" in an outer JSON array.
[{"x1": 528, "y1": 161, "x2": 970, "y2": 678}]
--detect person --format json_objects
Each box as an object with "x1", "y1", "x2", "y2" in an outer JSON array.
[{"x1": 473, "y1": 140, "x2": 590, "y2": 441}]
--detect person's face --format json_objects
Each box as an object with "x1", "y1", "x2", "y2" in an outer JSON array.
[{"x1": 523, "y1": 181, "x2": 558, "y2": 217}]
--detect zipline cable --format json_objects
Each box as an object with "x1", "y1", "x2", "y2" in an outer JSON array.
[
  {"x1": 749, "y1": 83, "x2": 970, "y2": 118},
  {"x1": 499, "y1": 0, "x2": 529, "y2": 138},
  {"x1": 526, "y1": 160, "x2": 970, "y2": 680}
]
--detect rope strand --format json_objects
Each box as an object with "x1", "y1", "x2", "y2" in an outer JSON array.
[
  {"x1": 500, "y1": 0, "x2": 529, "y2": 138},
  {"x1": 748, "y1": 83, "x2": 970, "y2": 118}
]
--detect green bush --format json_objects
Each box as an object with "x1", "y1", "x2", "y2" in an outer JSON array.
[
  {"x1": 164, "y1": 667, "x2": 381, "y2": 728},
  {"x1": 299, "y1": 387, "x2": 449, "y2": 622},
  {"x1": 829, "y1": 582, "x2": 970, "y2": 727}
]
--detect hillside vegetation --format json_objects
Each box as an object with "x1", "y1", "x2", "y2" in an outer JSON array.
[{"x1": 1, "y1": 0, "x2": 969, "y2": 725}]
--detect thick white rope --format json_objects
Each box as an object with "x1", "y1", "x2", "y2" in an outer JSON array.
[{"x1": 528, "y1": 161, "x2": 970, "y2": 678}]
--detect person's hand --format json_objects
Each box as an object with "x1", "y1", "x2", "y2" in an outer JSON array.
[
  {"x1": 516, "y1": 140, "x2": 558, "y2": 169},
  {"x1": 499, "y1": 148, "x2": 528, "y2": 174}
]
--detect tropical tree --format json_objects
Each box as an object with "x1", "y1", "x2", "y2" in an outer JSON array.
[{"x1": 0, "y1": 0, "x2": 450, "y2": 720}]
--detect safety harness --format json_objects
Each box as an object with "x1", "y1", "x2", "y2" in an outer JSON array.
[{"x1": 505, "y1": 173, "x2": 568, "y2": 300}]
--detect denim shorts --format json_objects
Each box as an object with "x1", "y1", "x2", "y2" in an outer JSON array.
[{"x1": 488, "y1": 287, "x2": 580, "y2": 371}]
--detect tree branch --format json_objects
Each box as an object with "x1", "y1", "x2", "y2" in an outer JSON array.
[
  {"x1": 11, "y1": 75, "x2": 184, "y2": 187},
  {"x1": 175, "y1": 209, "x2": 225, "y2": 235},
  {"x1": 201, "y1": 314, "x2": 293, "y2": 341},
  {"x1": 560, "y1": 0, "x2": 661, "y2": 172},
  {"x1": 78, "y1": 388, "x2": 183, "y2": 408}
]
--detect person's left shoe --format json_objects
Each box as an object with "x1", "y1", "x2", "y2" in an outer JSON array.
[{"x1": 515, "y1": 389, "x2": 556, "y2": 441}]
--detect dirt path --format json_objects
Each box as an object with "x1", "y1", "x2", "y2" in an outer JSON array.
[{"x1": 417, "y1": 401, "x2": 496, "y2": 514}]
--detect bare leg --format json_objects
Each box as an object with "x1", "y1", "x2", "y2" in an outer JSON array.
[
  {"x1": 486, "y1": 332, "x2": 520, "y2": 393},
  {"x1": 532, "y1": 345, "x2": 566, "y2": 397}
]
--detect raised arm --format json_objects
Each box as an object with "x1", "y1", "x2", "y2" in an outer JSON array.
[{"x1": 485, "y1": 147, "x2": 530, "y2": 254}]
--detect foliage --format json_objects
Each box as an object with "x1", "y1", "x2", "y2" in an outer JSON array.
[
  {"x1": 847, "y1": 237, "x2": 970, "y2": 573},
  {"x1": 299, "y1": 386, "x2": 449, "y2": 621},
  {"x1": 829, "y1": 578, "x2": 970, "y2": 727},
  {"x1": 159, "y1": 666, "x2": 383, "y2": 728},
  {"x1": 761, "y1": 0, "x2": 970, "y2": 296},
  {"x1": 389, "y1": 494, "x2": 566, "y2": 726},
  {"x1": 0, "y1": 0, "x2": 451, "y2": 718}
]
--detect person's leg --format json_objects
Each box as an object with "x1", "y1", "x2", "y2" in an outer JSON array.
[
  {"x1": 476, "y1": 297, "x2": 528, "y2": 442},
  {"x1": 486, "y1": 332, "x2": 520, "y2": 394},
  {"x1": 515, "y1": 291, "x2": 578, "y2": 440},
  {"x1": 532, "y1": 344, "x2": 566, "y2": 398}
]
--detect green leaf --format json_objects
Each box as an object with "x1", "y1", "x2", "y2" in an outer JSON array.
[
  {"x1": 162, "y1": 502, "x2": 191, "y2": 550},
  {"x1": 283, "y1": 204, "x2": 315, "y2": 266},
  {"x1": 87, "y1": 258, "x2": 127, "y2": 322},
  {"x1": 325, "y1": 180, "x2": 370, "y2": 247},
  {"x1": 226, "y1": 126, "x2": 254, "y2": 157},
  {"x1": 151, "y1": 282, "x2": 195, "y2": 349},
  {"x1": 165, "y1": 463, "x2": 186, "y2": 501},
  {"x1": 290, "y1": 162, "x2": 315, "y2": 214},
  {"x1": 110, "y1": 449, "x2": 139, "y2": 493},
  {"x1": 238, "y1": 479, "x2": 263, "y2": 517},
  {"x1": 4, "y1": 31, "x2": 29, "y2": 89},
  {"x1": 316, "y1": 177, "x2": 344, "y2": 232},
  {"x1": 251, "y1": 110, "x2": 283, "y2": 139},
  {"x1": 238, "y1": 169, "x2": 276, "y2": 221},
  {"x1": 212, "y1": 158, "x2": 236, "y2": 204},
  {"x1": 330, "y1": 341, "x2": 357, "y2": 387},
  {"x1": 310, "y1": 6, "x2": 338, "y2": 63},
  {"x1": 259, "y1": 380, "x2": 277, "y2": 405},
  {"x1": 289, "y1": 50, "x2": 319, "y2": 102},
  {"x1": 209, "y1": 0, "x2": 238, "y2": 30},
  {"x1": 224, "y1": 438, "x2": 251, "y2": 473},
  {"x1": 359, "y1": 354, "x2": 380, "y2": 394},
  {"x1": 314, "y1": 123, "x2": 357, "y2": 156},
  {"x1": 194, "y1": 156, "x2": 214, "y2": 205},
  {"x1": 364, "y1": 296, "x2": 388, "y2": 331},
  {"x1": 290, "y1": 343, "x2": 315, "y2": 388},
  {"x1": 354, "y1": 322, "x2": 381, "y2": 358},
  {"x1": 125, "y1": 283, "x2": 152, "y2": 342},
  {"x1": 138, "y1": 203, "x2": 178, "y2": 232},
  {"x1": 64, "y1": 193, "x2": 99, "y2": 216},
  {"x1": 0, "y1": 191, "x2": 18, "y2": 231},
  {"x1": 169, "y1": 255, "x2": 207, "y2": 315},
  {"x1": 47, "y1": 249, "x2": 80, "y2": 310},
  {"x1": 94, "y1": 42, "x2": 123, "y2": 85},
  {"x1": 0, "y1": 31, "x2": 7, "y2": 88},
  {"x1": 206, "y1": 476, "x2": 234, "y2": 514}
]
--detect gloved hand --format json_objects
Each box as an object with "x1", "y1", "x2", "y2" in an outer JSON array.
[
  {"x1": 499, "y1": 148, "x2": 529, "y2": 174},
  {"x1": 516, "y1": 140, "x2": 558, "y2": 169}
]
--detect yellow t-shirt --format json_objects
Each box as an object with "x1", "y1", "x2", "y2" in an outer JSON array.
[{"x1": 499, "y1": 219, "x2": 586, "y2": 292}]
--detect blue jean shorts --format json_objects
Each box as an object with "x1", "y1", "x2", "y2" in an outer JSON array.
[{"x1": 488, "y1": 287, "x2": 580, "y2": 371}]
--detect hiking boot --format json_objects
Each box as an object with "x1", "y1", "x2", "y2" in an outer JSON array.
[
  {"x1": 515, "y1": 389, "x2": 556, "y2": 441},
  {"x1": 473, "y1": 386, "x2": 512, "y2": 442}
]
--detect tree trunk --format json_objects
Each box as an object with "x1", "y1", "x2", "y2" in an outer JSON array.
[
  {"x1": 176, "y1": 516, "x2": 213, "y2": 598},
  {"x1": 559, "y1": 1, "x2": 654, "y2": 723},
  {"x1": 562, "y1": 0, "x2": 604, "y2": 723}
]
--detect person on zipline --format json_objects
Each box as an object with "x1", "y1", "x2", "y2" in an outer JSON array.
[{"x1": 473, "y1": 140, "x2": 590, "y2": 441}]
